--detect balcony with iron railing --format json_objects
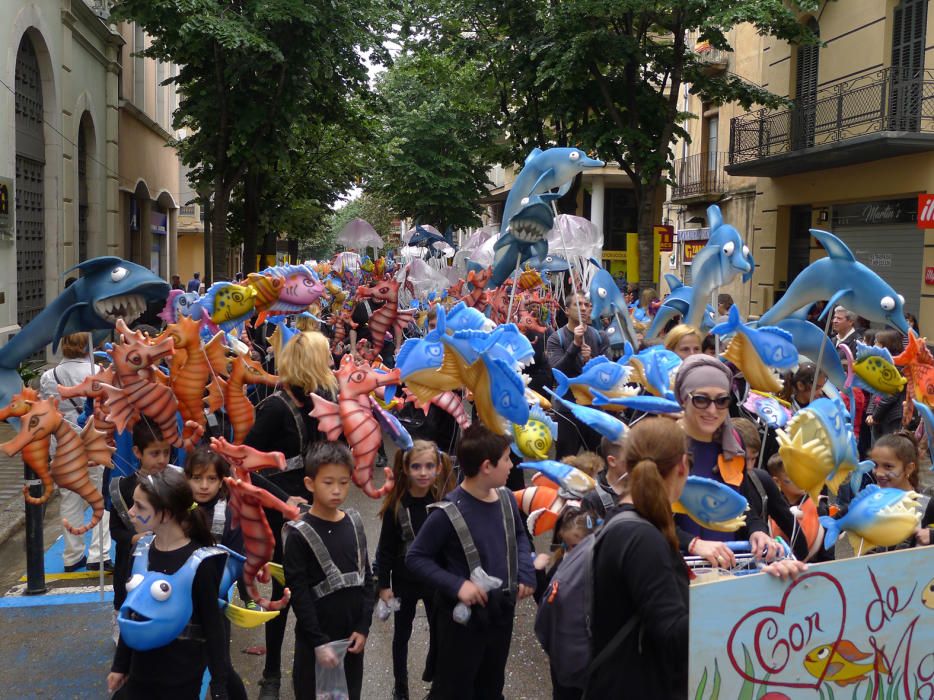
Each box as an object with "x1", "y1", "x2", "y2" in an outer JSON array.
[
  {"x1": 670, "y1": 152, "x2": 729, "y2": 202},
  {"x1": 727, "y1": 66, "x2": 934, "y2": 177},
  {"x1": 687, "y1": 32, "x2": 730, "y2": 75}
]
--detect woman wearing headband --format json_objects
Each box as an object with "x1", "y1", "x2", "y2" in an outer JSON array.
[{"x1": 673, "y1": 355, "x2": 782, "y2": 566}]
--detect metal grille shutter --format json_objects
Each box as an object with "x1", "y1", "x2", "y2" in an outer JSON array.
[
  {"x1": 794, "y1": 19, "x2": 820, "y2": 149},
  {"x1": 831, "y1": 224, "x2": 923, "y2": 323},
  {"x1": 14, "y1": 37, "x2": 46, "y2": 330}
]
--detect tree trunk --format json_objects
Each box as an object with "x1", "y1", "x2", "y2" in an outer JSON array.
[
  {"x1": 636, "y1": 185, "x2": 658, "y2": 290},
  {"x1": 242, "y1": 170, "x2": 260, "y2": 274},
  {"x1": 212, "y1": 186, "x2": 229, "y2": 282},
  {"x1": 259, "y1": 226, "x2": 277, "y2": 270},
  {"x1": 202, "y1": 197, "x2": 213, "y2": 286}
]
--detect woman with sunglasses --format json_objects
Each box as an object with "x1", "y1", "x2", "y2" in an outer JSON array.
[{"x1": 673, "y1": 355, "x2": 783, "y2": 567}]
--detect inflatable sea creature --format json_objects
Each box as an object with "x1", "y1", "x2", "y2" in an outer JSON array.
[
  {"x1": 460, "y1": 267, "x2": 493, "y2": 312},
  {"x1": 628, "y1": 346, "x2": 681, "y2": 400},
  {"x1": 777, "y1": 397, "x2": 859, "y2": 503},
  {"x1": 774, "y1": 316, "x2": 847, "y2": 389},
  {"x1": 355, "y1": 277, "x2": 416, "y2": 359},
  {"x1": 544, "y1": 388, "x2": 628, "y2": 442},
  {"x1": 254, "y1": 264, "x2": 325, "y2": 324},
  {"x1": 803, "y1": 641, "x2": 889, "y2": 688},
  {"x1": 1, "y1": 396, "x2": 112, "y2": 534},
  {"x1": 0, "y1": 388, "x2": 52, "y2": 503},
  {"x1": 369, "y1": 397, "x2": 414, "y2": 452},
  {"x1": 850, "y1": 342, "x2": 906, "y2": 396},
  {"x1": 514, "y1": 485, "x2": 569, "y2": 535},
  {"x1": 684, "y1": 205, "x2": 754, "y2": 329},
  {"x1": 59, "y1": 367, "x2": 120, "y2": 444},
  {"x1": 0, "y1": 257, "x2": 170, "y2": 411},
  {"x1": 756, "y1": 229, "x2": 909, "y2": 334},
  {"x1": 310, "y1": 356, "x2": 402, "y2": 498},
  {"x1": 912, "y1": 400, "x2": 934, "y2": 469},
  {"x1": 526, "y1": 254, "x2": 570, "y2": 274},
  {"x1": 590, "y1": 390, "x2": 682, "y2": 415},
  {"x1": 552, "y1": 355, "x2": 635, "y2": 406},
  {"x1": 893, "y1": 330, "x2": 934, "y2": 425},
  {"x1": 672, "y1": 476, "x2": 749, "y2": 532},
  {"x1": 518, "y1": 459, "x2": 596, "y2": 498},
  {"x1": 200, "y1": 282, "x2": 257, "y2": 333},
  {"x1": 403, "y1": 389, "x2": 471, "y2": 431},
  {"x1": 743, "y1": 391, "x2": 791, "y2": 429},
  {"x1": 512, "y1": 405, "x2": 558, "y2": 461},
  {"x1": 646, "y1": 275, "x2": 715, "y2": 339},
  {"x1": 714, "y1": 306, "x2": 796, "y2": 369},
  {"x1": 224, "y1": 351, "x2": 280, "y2": 444},
  {"x1": 243, "y1": 272, "x2": 284, "y2": 314},
  {"x1": 492, "y1": 148, "x2": 604, "y2": 287},
  {"x1": 819, "y1": 485, "x2": 922, "y2": 553},
  {"x1": 102, "y1": 320, "x2": 204, "y2": 450},
  {"x1": 158, "y1": 289, "x2": 204, "y2": 326}
]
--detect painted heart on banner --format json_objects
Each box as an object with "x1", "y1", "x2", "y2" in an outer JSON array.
[{"x1": 726, "y1": 572, "x2": 847, "y2": 689}]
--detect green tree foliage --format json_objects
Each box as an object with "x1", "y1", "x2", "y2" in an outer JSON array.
[
  {"x1": 112, "y1": 0, "x2": 383, "y2": 281},
  {"x1": 368, "y1": 51, "x2": 510, "y2": 230},
  {"x1": 404, "y1": 0, "x2": 820, "y2": 284}
]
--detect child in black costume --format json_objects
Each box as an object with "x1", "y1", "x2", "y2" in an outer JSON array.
[{"x1": 376, "y1": 440, "x2": 454, "y2": 699}]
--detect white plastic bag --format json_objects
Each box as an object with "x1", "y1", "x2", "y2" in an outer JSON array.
[
  {"x1": 315, "y1": 638, "x2": 352, "y2": 700},
  {"x1": 452, "y1": 566, "x2": 503, "y2": 625},
  {"x1": 376, "y1": 595, "x2": 402, "y2": 621}
]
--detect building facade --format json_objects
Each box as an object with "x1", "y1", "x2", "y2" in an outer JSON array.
[
  {"x1": 116, "y1": 21, "x2": 182, "y2": 284},
  {"x1": 716, "y1": 0, "x2": 934, "y2": 332},
  {"x1": 1, "y1": 0, "x2": 122, "y2": 350}
]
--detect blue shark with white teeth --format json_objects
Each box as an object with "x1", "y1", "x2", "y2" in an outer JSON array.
[
  {"x1": 0, "y1": 257, "x2": 169, "y2": 411},
  {"x1": 491, "y1": 148, "x2": 604, "y2": 287}
]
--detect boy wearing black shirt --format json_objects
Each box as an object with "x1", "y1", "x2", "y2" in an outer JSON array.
[
  {"x1": 283, "y1": 442, "x2": 374, "y2": 700},
  {"x1": 406, "y1": 424, "x2": 536, "y2": 700}
]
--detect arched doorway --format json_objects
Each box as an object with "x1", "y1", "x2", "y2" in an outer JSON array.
[{"x1": 15, "y1": 34, "x2": 46, "y2": 327}]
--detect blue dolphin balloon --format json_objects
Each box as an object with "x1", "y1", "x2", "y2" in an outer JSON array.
[
  {"x1": 684, "y1": 205, "x2": 754, "y2": 329},
  {"x1": 757, "y1": 229, "x2": 909, "y2": 334}
]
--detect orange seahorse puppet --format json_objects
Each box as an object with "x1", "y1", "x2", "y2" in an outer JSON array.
[{"x1": 1, "y1": 396, "x2": 113, "y2": 534}]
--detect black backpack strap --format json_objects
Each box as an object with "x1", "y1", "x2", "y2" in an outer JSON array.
[
  {"x1": 284, "y1": 510, "x2": 367, "y2": 598},
  {"x1": 583, "y1": 510, "x2": 644, "y2": 693},
  {"x1": 398, "y1": 506, "x2": 416, "y2": 555},
  {"x1": 268, "y1": 391, "x2": 308, "y2": 470},
  {"x1": 109, "y1": 476, "x2": 133, "y2": 529},
  {"x1": 52, "y1": 366, "x2": 85, "y2": 415},
  {"x1": 745, "y1": 470, "x2": 769, "y2": 523},
  {"x1": 497, "y1": 487, "x2": 518, "y2": 595},
  {"x1": 427, "y1": 501, "x2": 482, "y2": 573}
]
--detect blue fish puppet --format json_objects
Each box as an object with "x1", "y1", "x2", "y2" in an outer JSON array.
[
  {"x1": 552, "y1": 354, "x2": 635, "y2": 407},
  {"x1": 369, "y1": 397, "x2": 414, "y2": 451},
  {"x1": 628, "y1": 346, "x2": 682, "y2": 400},
  {"x1": 743, "y1": 391, "x2": 791, "y2": 429},
  {"x1": 544, "y1": 388, "x2": 628, "y2": 442},
  {"x1": 684, "y1": 205, "x2": 754, "y2": 329},
  {"x1": 591, "y1": 389, "x2": 682, "y2": 415},
  {"x1": 713, "y1": 305, "x2": 796, "y2": 394},
  {"x1": 519, "y1": 459, "x2": 597, "y2": 498},
  {"x1": 589, "y1": 260, "x2": 639, "y2": 348},
  {"x1": 819, "y1": 485, "x2": 923, "y2": 552},
  {"x1": 526, "y1": 254, "x2": 570, "y2": 274},
  {"x1": 673, "y1": 476, "x2": 749, "y2": 533}
]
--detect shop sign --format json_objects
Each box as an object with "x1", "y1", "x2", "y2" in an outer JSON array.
[
  {"x1": 602, "y1": 250, "x2": 626, "y2": 261},
  {"x1": 683, "y1": 241, "x2": 706, "y2": 263},
  {"x1": 151, "y1": 212, "x2": 168, "y2": 235},
  {"x1": 832, "y1": 198, "x2": 917, "y2": 227},
  {"x1": 918, "y1": 194, "x2": 934, "y2": 229},
  {"x1": 925, "y1": 267, "x2": 934, "y2": 285},
  {"x1": 0, "y1": 177, "x2": 12, "y2": 241},
  {"x1": 655, "y1": 224, "x2": 674, "y2": 252}
]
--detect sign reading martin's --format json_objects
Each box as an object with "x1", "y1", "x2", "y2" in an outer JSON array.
[{"x1": 0, "y1": 177, "x2": 12, "y2": 240}]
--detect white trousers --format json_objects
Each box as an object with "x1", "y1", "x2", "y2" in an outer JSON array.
[{"x1": 60, "y1": 465, "x2": 112, "y2": 566}]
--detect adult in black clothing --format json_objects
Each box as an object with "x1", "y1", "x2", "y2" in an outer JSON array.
[
  {"x1": 545, "y1": 292, "x2": 609, "y2": 457},
  {"x1": 350, "y1": 296, "x2": 395, "y2": 365},
  {"x1": 108, "y1": 470, "x2": 229, "y2": 700},
  {"x1": 587, "y1": 419, "x2": 805, "y2": 699},
  {"x1": 243, "y1": 330, "x2": 338, "y2": 699}
]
